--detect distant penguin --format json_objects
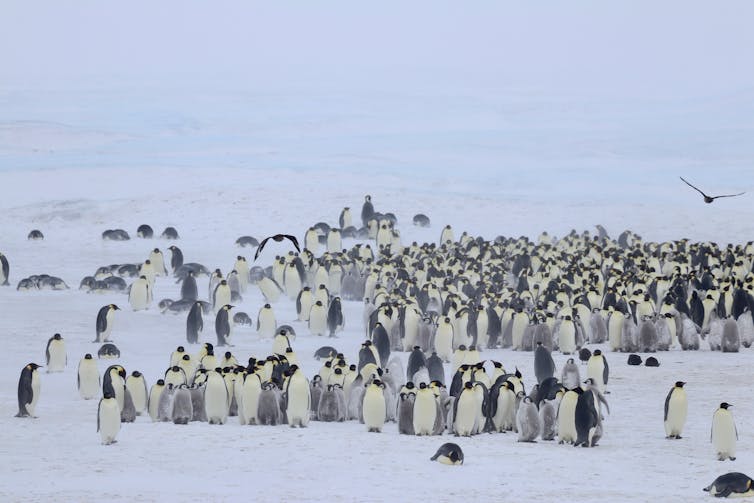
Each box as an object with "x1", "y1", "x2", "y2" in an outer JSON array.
[
  {"x1": 168, "y1": 245, "x2": 183, "y2": 273},
  {"x1": 317, "y1": 384, "x2": 346, "y2": 422},
  {"x1": 161, "y1": 226, "x2": 179, "y2": 239},
  {"x1": 413, "y1": 214, "x2": 431, "y2": 228},
  {"x1": 102, "y1": 365, "x2": 126, "y2": 412},
  {"x1": 407, "y1": 346, "x2": 427, "y2": 383},
  {"x1": 136, "y1": 224, "x2": 153, "y2": 238},
  {"x1": 561, "y1": 358, "x2": 580, "y2": 390},
  {"x1": 180, "y1": 271, "x2": 198, "y2": 301},
  {"x1": 16, "y1": 363, "x2": 42, "y2": 417},
  {"x1": 704, "y1": 472, "x2": 754, "y2": 498},
  {"x1": 157, "y1": 384, "x2": 176, "y2": 422},
  {"x1": 186, "y1": 301, "x2": 204, "y2": 344},
  {"x1": 240, "y1": 372, "x2": 262, "y2": 425},
  {"x1": 578, "y1": 347, "x2": 591, "y2": 364},
  {"x1": 78, "y1": 354, "x2": 100, "y2": 400},
  {"x1": 45, "y1": 333, "x2": 66, "y2": 372},
  {"x1": 721, "y1": 319, "x2": 741, "y2": 352},
  {"x1": 664, "y1": 381, "x2": 687, "y2": 439},
  {"x1": 148, "y1": 379, "x2": 165, "y2": 422},
  {"x1": 534, "y1": 342, "x2": 555, "y2": 384},
  {"x1": 426, "y1": 352, "x2": 445, "y2": 384},
  {"x1": 0, "y1": 252, "x2": 10, "y2": 285},
  {"x1": 645, "y1": 356, "x2": 660, "y2": 367},
  {"x1": 539, "y1": 398, "x2": 558, "y2": 441},
  {"x1": 586, "y1": 349, "x2": 609, "y2": 394},
  {"x1": 285, "y1": 365, "x2": 311, "y2": 428},
  {"x1": 361, "y1": 195, "x2": 374, "y2": 227},
  {"x1": 363, "y1": 379, "x2": 387, "y2": 432},
  {"x1": 148, "y1": 248, "x2": 168, "y2": 276},
  {"x1": 171, "y1": 386, "x2": 193, "y2": 425},
  {"x1": 95, "y1": 304, "x2": 119, "y2": 342},
  {"x1": 213, "y1": 280, "x2": 232, "y2": 313},
  {"x1": 97, "y1": 392, "x2": 121, "y2": 445},
  {"x1": 215, "y1": 305, "x2": 233, "y2": 347},
  {"x1": 398, "y1": 392, "x2": 416, "y2": 434},
  {"x1": 453, "y1": 382, "x2": 477, "y2": 436},
  {"x1": 126, "y1": 371, "x2": 148, "y2": 415},
  {"x1": 712, "y1": 403, "x2": 738, "y2": 461},
  {"x1": 430, "y1": 442, "x2": 464, "y2": 465},
  {"x1": 128, "y1": 275, "x2": 151, "y2": 311},
  {"x1": 120, "y1": 387, "x2": 136, "y2": 423},
  {"x1": 257, "y1": 382, "x2": 283, "y2": 425},
  {"x1": 257, "y1": 304, "x2": 277, "y2": 339},
  {"x1": 413, "y1": 383, "x2": 438, "y2": 436},
  {"x1": 627, "y1": 354, "x2": 642, "y2": 365},
  {"x1": 204, "y1": 369, "x2": 229, "y2": 425},
  {"x1": 97, "y1": 343, "x2": 121, "y2": 359},
  {"x1": 327, "y1": 297, "x2": 344, "y2": 337},
  {"x1": 372, "y1": 323, "x2": 391, "y2": 368},
  {"x1": 516, "y1": 396, "x2": 540, "y2": 442},
  {"x1": 308, "y1": 300, "x2": 328, "y2": 337}
]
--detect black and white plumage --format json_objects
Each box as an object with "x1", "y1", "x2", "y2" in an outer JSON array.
[{"x1": 254, "y1": 234, "x2": 301, "y2": 261}]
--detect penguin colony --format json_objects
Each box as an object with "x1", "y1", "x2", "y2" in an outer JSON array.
[{"x1": 4, "y1": 196, "x2": 754, "y2": 494}]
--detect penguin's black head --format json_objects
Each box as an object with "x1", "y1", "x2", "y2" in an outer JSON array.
[
  {"x1": 675, "y1": 381, "x2": 685, "y2": 388},
  {"x1": 84, "y1": 354, "x2": 93, "y2": 360},
  {"x1": 463, "y1": 381, "x2": 474, "y2": 390},
  {"x1": 419, "y1": 382, "x2": 428, "y2": 389},
  {"x1": 181, "y1": 354, "x2": 190, "y2": 361},
  {"x1": 720, "y1": 402, "x2": 732, "y2": 409},
  {"x1": 405, "y1": 382, "x2": 415, "y2": 389},
  {"x1": 225, "y1": 351, "x2": 232, "y2": 359},
  {"x1": 132, "y1": 371, "x2": 141, "y2": 378},
  {"x1": 26, "y1": 363, "x2": 41, "y2": 371},
  {"x1": 111, "y1": 304, "x2": 120, "y2": 310},
  {"x1": 171, "y1": 365, "x2": 180, "y2": 372},
  {"x1": 593, "y1": 349, "x2": 602, "y2": 356},
  {"x1": 103, "y1": 391, "x2": 114, "y2": 399},
  {"x1": 177, "y1": 346, "x2": 185, "y2": 352},
  {"x1": 52, "y1": 333, "x2": 62, "y2": 340},
  {"x1": 157, "y1": 379, "x2": 165, "y2": 385}
]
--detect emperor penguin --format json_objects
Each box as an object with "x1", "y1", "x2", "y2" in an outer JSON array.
[
  {"x1": 204, "y1": 369, "x2": 229, "y2": 425},
  {"x1": 256, "y1": 304, "x2": 277, "y2": 339},
  {"x1": 167, "y1": 245, "x2": 183, "y2": 273},
  {"x1": 97, "y1": 392, "x2": 121, "y2": 445},
  {"x1": 241, "y1": 372, "x2": 262, "y2": 425},
  {"x1": 284, "y1": 262, "x2": 303, "y2": 300},
  {"x1": 539, "y1": 398, "x2": 558, "y2": 441},
  {"x1": 574, "y1": 386, "x2": 601, "y2": 447},
  {"x1": 361, "y1": 195, "x2": 374, "y2": 227},
  {"x1": 257, "y1": 276, "x2": 283, "y2": 304},
  {"x1": 490, "y1": 380, "x2": 516, "y2": 432},
  {"x1": 120, "y1": 387, "x2": 137, "y2": 423},
  {"x1": 186, "y1": 301, "x2": 204, "y2": 344},
  {"x1": 213, "y1": 279, "x2": 232, "y2": 314},
  {"x1": 102, "y1": 365, "x2": 126, "y2": 412},
  {"x1": 233, "y1": 256, "x2": 250, "y2": 293},
  {"x1": 272, "y1": 330, "x2": 292, "y2": 357},
  {"x1": 440, "y1": 224, "x2": 454, "y2": 245},
  {"x1": 704, "y1": 473, "x2": 754, "y2": 498},
  {"x1": 0, "y1": 251, "x2": 9, "y2": 285},
  {"x1": 304, "y1": 227, "x2": 320, "y2": 254},
  {"x1": 326, "y1": 228, "x2": 342, "y2": 254},
  {"x1": 148, "y1": 248, "x2": 168, "y2": 276},
  {"x1": 308, "y1": 300, "x2": 328, "y2": 337},
  {"x1": 558, "y1": 315, "x2": 577, "y2": 354},
  {"x1": 180, "y1": 270, "x2": 198, "y2": 301},
  {"x1": 711, "y1": 402, "x2": 738, "y2": 461},
  {"x1": 318, "y1": 384, "x2": 346, "y2": 422},
  {"x1": 586, "y1": 349, "x2": 609, "y2": 394},
  {"x1": 453, "y1": 381, "x2": 477, "y2": 436},
  {"x1": 363, "y1": 379, "x2": 387, "y2": 432},
  {"x1": 16, "y1": 363, "x2": 42, "y2": 417},
  {"x1": 285, "y1": 365, "x2": 311, "y2": 427},
  {"x1": 95, "y1": 304, "x2": 119, "y2": 342},
  {"x1": 126, "y1": 370, "x2": 148, "y2": 415},
  {"x1": 516, "y1": 395, "x2": 541, "y2": 442},
  {"x1": 561, "y1": 358, "x2": 580, "y2": 390},
  {"x1": 533, "y1": 342, "x2": 555, "y2": 384},
  {"x1": 215, "y1": 305, "x2": 233, "y2": 347},
  {"x1": 430, "y1": 443, "x2": 464, "y2": 465},
  {"x1": 257, "y1": 381, "x2": 283, "y2": 425},
  {"x1": 296, "y1": 287, "x2": 313, "y2": 321},
  {"x1": 664, "y1": 381, "x2": 687, "y2": 439},
  {"x1": 434, "y1": 316, "x2": 454, "y2": 362},
  {"x1": 413, "y1": 382, "x2": 438, "y2": 436},
  {"x1": 78, "y1": 354, "x2": 100, "y2": 399},
  {"x1": 128, "y1": 275, "x2": 152, "y2": 311},
  {"x1": 339, "y1": 207, "x2": 353, "y2": 229},
  {"x1": 557, "y1": 388, "x2": 580, "y2": 444},
  {"x1": 164, "y1": 365, "x2": 187, "y2": 388},
  {"x1": 45, "y1": 333, "x2": 66, "y2": 372},
  {"x1": 157, "y1": 383, "x2": 176, "y2": 421},
  {"x1": 327, "y1": 297, "x2": 345, "y2": 337},
  {"x1": 148, "y1": 379, "x2": 165, "y2": 421},
  {"x1": 171, "y1": 385, "x2": 193, "y2": 424}
]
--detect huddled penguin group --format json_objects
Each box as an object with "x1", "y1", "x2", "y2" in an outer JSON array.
[{"x1": 5, "y1": 195, "x2": 754, "y2": 498}]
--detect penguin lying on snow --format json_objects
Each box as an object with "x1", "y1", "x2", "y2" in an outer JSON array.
[
  {"x1": 430, "y1": 443, "x2": 464, "y2": 465},
  {"x1": 704, "y1": 472, "x2": 754, "y2": 497}
]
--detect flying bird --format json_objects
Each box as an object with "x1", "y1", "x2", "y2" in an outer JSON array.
[
  {"x1": 254, "y1": 234, "x2": 301, "y2": 260},
  {"x1": 680, "y1": 177, "x2": 745, "y2": 204}
]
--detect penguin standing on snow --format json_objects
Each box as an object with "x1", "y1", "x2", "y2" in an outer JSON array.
[
  {"x1": 98, "y1": 392, "x2": 121, "y2": 445},
  {"x1": 363, "y1": 379, "x2": 387, "y2": 432},
  {"x1": 711, "y1": 402, "x2": 738, "y2": 461},
  {"x1": 16, "y1": 363, "x2": 42, "y2": 417},
  {"x1": 45, "y1": 333, "x2": 66, "y2": 372},
  {"x1": 664, "y1": 381, "x2": 687, "y2": 439},
  {"x1": 586, "y1": 349, "x2": 609, "y2": 394},
  {"x1": 95, "y1": 304, "x2": 119, "y2": 343},
  {"x1": 78, "y1": 354, "x2": 100, "y2": 400},
  {"x1": 186, "y1": 301, "x2": 203, "y2": 344},
  {"x1": 215, "y1": 305, "x2": 233, "y2": 347},
  {"x1": 327, "y1": 297, "x2": 345, "y2": 337}
]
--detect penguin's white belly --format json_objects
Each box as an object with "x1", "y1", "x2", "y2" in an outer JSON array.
[
  {"x1": 47, "y1": 343, "x2": 66, "y2": 372},
  {"x1": 712, "y1": 413, "x2": 737, "y2": 458},
  {"x1": 412, "y1": 393, "x2": 437, "y2": 435},
  {"x1": 258, "y1": 313, "x2": 276, "y2": 339},
  {"x1": 128, "y1": 382, "x2": 147, "y2": 414},
  {"x1": 204, "y1": 379, "x2": 228, "y2": 424},
  {"x1": 286, "y1": 379, "x2": 310, "y2": 427},
  {"x1": 608, "y1": 317, "x2": 622, "y2": 350},
  {"x1": 664, "y1": 394, "x2": 687, "y2": 436},
  {"x1": 148, "y1": 387, "x2": 163, "y2": 421},
  {"x1": 362, "y1": 391, "x2": 386, "y2": 431},
  {"x1": 241, "y1": 379, "x2": 261, "y2": 425},
  {"x1": 454, "y1": 393, "x2": 477, "y2": 436},
  {"x1": 512, "y1": 317, "x2": 528, "y2": 350},
  {"x1": 308, "y1": 307, "x2": 327, "y2": 336},
  {"x1": 78, "y1": 363, "x2": 100, "y2": 400},
  {"x1": 557, "y1": 396, "x2": 578, "y2": 443},
  {"x1": 586, "y1": 360, "x2": 605, "y2": 393},
  {"x1": 27, "y1": 373, "x2": 40, "y2": 416},
  {"x1": 99, "y1": 399, "x2": 121, "y2": 445},
  {"x1": 434, "y1": 326, "x2": 453, "y2": 362},
  {"x1": 559, "y1": 325, "x2": 576, "y2": 354},
  {"x1": 129, "y1": 282, "x2": 150, "y2": 311},
  {"x1": 214, "y1": 287, "x2": 231, "y2": 312}
]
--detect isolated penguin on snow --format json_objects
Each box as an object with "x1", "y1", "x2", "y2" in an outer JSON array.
[
  {"x1": 94, "y1": 304, "x2": 119, "y2": 343},
  {"x1": 16, "y1": 363, "x2": 42, "y2": 417}
]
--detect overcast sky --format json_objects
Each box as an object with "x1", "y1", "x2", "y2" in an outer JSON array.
[{"x1": 2, "y1": 1, "x2": 753, "y2": 97}]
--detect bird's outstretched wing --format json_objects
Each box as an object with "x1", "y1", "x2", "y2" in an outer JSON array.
[
  {"x1": 254, "y1": 234, "x2": 301, "y2": 261},
  {"x1": 711, "y1": 192, "x2": 745, "y2": 200},
  {"x1": 679, "y1": 177, "x2": 709, "y2": 198}
]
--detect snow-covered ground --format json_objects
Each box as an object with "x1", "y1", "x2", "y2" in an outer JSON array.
[{"x1": 2, "y1": 2, "x2": 754, "y2": 501}]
